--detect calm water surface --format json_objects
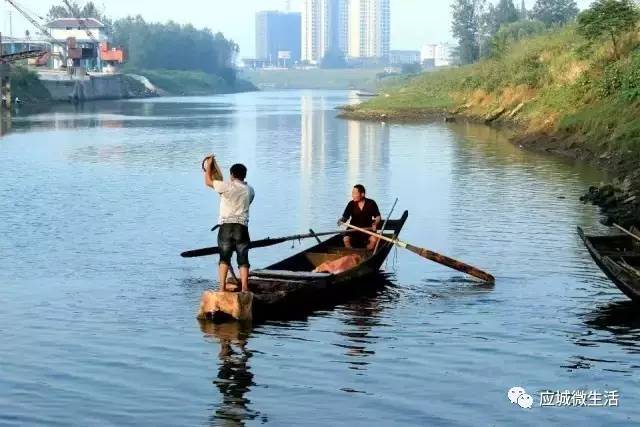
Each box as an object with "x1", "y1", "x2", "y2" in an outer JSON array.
[{"x1": 1, "y1": 91, "x2": 638, "y2": 426}]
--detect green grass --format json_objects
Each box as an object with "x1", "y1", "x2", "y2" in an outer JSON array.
[
  {"x1": 125, "y1": 68, "x2": 256, "y2": 96},
  {"x1": 10, "y1": 66, "x2": 52, "y2": 103},
  {"x1": 353, "y1": 24, "x2": 640, "y2": 164}
]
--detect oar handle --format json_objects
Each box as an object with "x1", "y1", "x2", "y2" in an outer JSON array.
[{"x1": 341, "y1": 222, "x2": 495, "y2": 284}]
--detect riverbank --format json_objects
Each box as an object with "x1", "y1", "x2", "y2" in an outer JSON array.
[
  {"x1": 8, "y1": 67, "x2": 257, "y2": 105},
  {"x1": 241, "y1": 68, "x2": 388, "y2": 90},
  {"x1": 127, "y1": 68, "x2": 257, "y2": 96},
  {"x1": 340, "y1": 25, "x2": 640, "y2": 226}
]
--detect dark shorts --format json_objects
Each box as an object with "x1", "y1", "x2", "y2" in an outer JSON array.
[
  {"x1": 217, "y1": 223, "x2": 250, "y2": 268},
  {"x1": 347, "y1": 231, "x2": 370, "y2": 248}
]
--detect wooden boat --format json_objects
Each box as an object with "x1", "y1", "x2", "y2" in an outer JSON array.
[
  {"x1": 577, "y1": 226, "x2": 640, "y2": 302},
  {"x1": 206, "y1": 211, "x2": 408, "y2": 321},
  {"x1": 356, "y1": 91, "x2": 378, "y2": 97}
]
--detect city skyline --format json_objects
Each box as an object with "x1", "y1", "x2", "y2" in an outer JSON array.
[
  {"x1": 1, "y1": 0, "x2": 595, "y2": 57},
  {"x1": 302, "y1": 0, "x2": 390, "y2": 63}
]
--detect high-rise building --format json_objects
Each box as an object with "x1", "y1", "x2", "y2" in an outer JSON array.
[
  {"x1": 347, "y1": 0, "x2": 390, "y2": 60},
  {"x1": 302, "y1": 0, "x2": 389, "y2": 64},
  {"x1": 256, "y1": 11, "x2": 301, "y2": 66},
  {"x1": 301, "y1": 0, "x2": 348, "y2": 64}
]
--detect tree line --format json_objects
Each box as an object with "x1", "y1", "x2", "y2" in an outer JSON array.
[
  {"x1": 451, "y1": 0, "x2": 580, "y2": 64},
  {"x1": 46, "y1": 1, "x2": 238, "y2": 83}
]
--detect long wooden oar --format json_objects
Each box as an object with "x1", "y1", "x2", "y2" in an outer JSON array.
[
  {"x1": 341, "y1": 222, "x2": 495, "y2": 284},
  {"x1": 181, "y1": 229, "x2": 354, "y2": 258},
  {"x1": 613, "y1": 223, "x2": 640, "y2": 243},
  {"x1": 373, "y1": 197, "x2": 398, "y2": 255}
]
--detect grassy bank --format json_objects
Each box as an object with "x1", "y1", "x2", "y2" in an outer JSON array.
[
  {"x1": 240, "y1": 68, "x2": 389, "y2": 90},
  {"x1": 344, "y1": 25, "x2": 640, "y2": 178},
  {"x1": 129, "y1": 68, "x2": 257, "y2": 96},
  {"x1": 10, "y1": 66, "x2": 52, "y2": 103}
]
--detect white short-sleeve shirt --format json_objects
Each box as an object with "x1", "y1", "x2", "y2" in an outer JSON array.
[{"x1": 212, "y1": 179, "x2": 255, "y2": 226}]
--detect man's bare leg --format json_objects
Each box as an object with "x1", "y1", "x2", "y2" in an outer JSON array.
[
  {"x1": 239, "y1": 266, "x2": 250, "y2": 292},
  {"x1": 218, "y1": 263, "x2": 229, "y2": 292},
  {"x1": 343, "y1": 236, "x2": 353, "y2": 248},
  {"x1": 367, "y1": 235, "x2": 378, "y2": 251}
]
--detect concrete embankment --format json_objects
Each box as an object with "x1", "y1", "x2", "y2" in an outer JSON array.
[{"x1": 37, "y1": 71, "x2": 157, "y2": 102}]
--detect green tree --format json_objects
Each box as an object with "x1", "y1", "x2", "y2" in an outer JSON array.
[
  {"x1": 577, "y1": 0, "x2": 640, "y2": 59},
  {"x1": 401, "y1": 62, "x2": 422, "y2": 74},
  {"x1": 489, "y1": 19, "x2": 547, "y2": 57},
  {"x1": 47, "y1": 1, "x2": 112, "y2": 35},
  {"x1": 520, "y1": 0, "x2": 527, "y2": 19},
  {"x1": 451, "y1": 0, "x2": 486, "y2": 64},
  {"x1": 531, "y1": 0, "x2": 579, "y2": 26},
  {"x1": 494, "y1": 0, "x2": 520, "y2": 30},
  {"x1": 481, "y1": 0, "x2": 520, "y2": 57},
  {"x1": 111, "y1": 16, "x2": 238, "y2": 82}
]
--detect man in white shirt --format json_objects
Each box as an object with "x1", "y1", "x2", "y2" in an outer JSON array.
[{"x1": 204, "y1": 156, "x2": 255, "y2": 293}]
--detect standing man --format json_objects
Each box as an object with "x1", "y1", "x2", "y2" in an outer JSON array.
[
  {"x1": 338, "y1": 184, "x2": 381, "y2": 251},
  {"x1": 204, "y1": 155, "x2": 255, "y2": 293}
]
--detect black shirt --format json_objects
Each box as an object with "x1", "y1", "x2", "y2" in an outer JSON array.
[{"x1": 342, "y1": 198, "x2": 381, "y2": 229}]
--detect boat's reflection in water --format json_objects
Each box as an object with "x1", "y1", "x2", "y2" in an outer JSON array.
[
  {"x1": 334, "y1": 277, "x2": 399, "y2": 371},
  {"x1": 583, "y1": 301, "x2": 640, "y2": 349},
  {"x1": 199, "y1": 273, "x2": 398, "y2": 424},
  {"x1": 565, "y1": 301, "x2": 640, "y2": 372},
  {"x1": 199, "y1": 320, "x2": 263, "y2": 426}
]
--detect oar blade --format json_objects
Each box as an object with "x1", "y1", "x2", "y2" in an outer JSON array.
[
  {"x1": 181, "y1": 237, "x2": 288, "y2": 258},
  {"x1": 181, "y1": 247, "x2": 220, "y2": 258},
  {"x1": 405, "y1": 243, "x2": 495, "y2": 284}
]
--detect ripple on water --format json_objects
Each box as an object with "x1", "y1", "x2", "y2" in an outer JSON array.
[{"x1": 1, "y1": 91, "x2": 637, "y2": 426}]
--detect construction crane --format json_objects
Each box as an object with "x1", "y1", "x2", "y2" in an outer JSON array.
[
  {"x1": 4, "y1": 0, "x2": 68, "y2": 66},
  {"x1": 62, "y1": 0, "x2": 125, "y2": 71}
]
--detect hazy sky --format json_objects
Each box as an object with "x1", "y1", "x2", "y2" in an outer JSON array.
[{"x1": 2, "y1": 0, "x2": 595, "y2": 56}]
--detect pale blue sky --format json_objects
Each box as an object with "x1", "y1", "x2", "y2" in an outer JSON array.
[{"x1": 2, "y1": 0, "x2": 594, "y2": 56}]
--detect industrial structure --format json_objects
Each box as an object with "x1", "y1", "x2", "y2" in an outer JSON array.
[{"x1": 3, "y1": 0, "x2": 125, "y2": 73}]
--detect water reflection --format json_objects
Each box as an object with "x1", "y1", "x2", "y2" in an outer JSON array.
[
  {"x1": 199, "y1": 320, "x2": 263, "y2": 425},
  {"x1": 582, "y1": 302, "x2": 640, "y2": 355},
  {"x1": 0, "y1": 111, "x2": 10, "y2": 136},
  {"x1": 334, "y1": 276, "x2": 397, "y2": 372},
  {"x1": 8, "y1": 99, "x2": 236, "y2": 133},
  {"x1": 299, "y1": 94, "x2": 391, "y2": 225}
]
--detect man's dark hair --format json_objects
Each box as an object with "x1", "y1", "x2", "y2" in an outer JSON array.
[
  {"x1": 230, "y1": 163, "x2": 247, "y2": 180},
  {"x1": 354, "y1": 184, "x2": 366, "y2": 194}
]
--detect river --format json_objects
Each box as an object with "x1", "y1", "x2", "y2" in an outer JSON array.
[{"x1": 0, "y1": 90, "x2": 638, "y2": 426}]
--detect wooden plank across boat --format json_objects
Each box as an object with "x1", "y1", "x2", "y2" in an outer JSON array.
[
  {"x1": 202, "y1": 211, "x2": 408, "y2": 321},
  {"x1": 578, "y1": 226, "x2": 640, "y2": 302}
]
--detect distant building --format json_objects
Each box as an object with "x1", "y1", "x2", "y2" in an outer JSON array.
[
  {"x1": 389, "y1": 50, "x2": 420, "y2": 65},
  {"x1": 421, "y1": 42, "x2": 453, "y2": 68},
  {"x1": 47, "y1": 18, "x2": 106, "y2": 70},
  {"x1": 302, "y1": 0, "x2": 390, "y2": 64},
  {"x1": 242, "y1": 58, "x2": 270, "y2": 70},
  {"x1": 347, "y1": 0, "x2": 390, "y2": 60},
  {"x1": 302, "y1": 0, "x2": 348, "y2": 64},
  {"x1": 256, "y1": 11, "x2": 301, "y2": 67}
]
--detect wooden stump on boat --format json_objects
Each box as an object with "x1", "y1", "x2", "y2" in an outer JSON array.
[{"x1": 197, "y1": 290, "x2": 253, "y2": 321}]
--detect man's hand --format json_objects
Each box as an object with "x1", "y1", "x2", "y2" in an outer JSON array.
[
  {"x1": 203, "y1": 155, "x2": 219, "y2": 187},
  {"x1": 337, "y1": 217, "x2": 345, "y2": 227}
]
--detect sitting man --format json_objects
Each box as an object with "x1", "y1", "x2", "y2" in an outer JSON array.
[{"x1": 338, "y1": 184, "x2": 381, "y2": 250}]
